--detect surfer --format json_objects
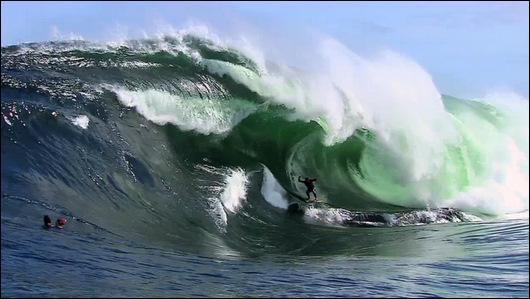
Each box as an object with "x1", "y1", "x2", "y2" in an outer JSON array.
[{"x1": 298, "y1": 176, "x2": 317, "y2": 201}]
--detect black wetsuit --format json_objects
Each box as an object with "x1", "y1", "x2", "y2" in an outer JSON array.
[{"x1": 299, "y1": 177, "x2": 317, "y2": 200}]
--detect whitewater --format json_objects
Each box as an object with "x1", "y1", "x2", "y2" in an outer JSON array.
[{"x1": 1, "y1": 29, "x2": 528, "y2": 297}]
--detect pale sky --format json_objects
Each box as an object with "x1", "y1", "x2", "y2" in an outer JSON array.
[{"x1": 2, "y1": 1, "x2": 528, "y2": 98}]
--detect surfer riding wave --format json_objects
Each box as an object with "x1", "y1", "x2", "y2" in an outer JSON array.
[{"x1": 298, "y1": 176, "x2": 317, "y2": 201}]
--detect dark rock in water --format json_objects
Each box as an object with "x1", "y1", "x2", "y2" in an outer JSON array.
[{"x1": 287, "y1": 202, "x2": 304, "y2": 215}]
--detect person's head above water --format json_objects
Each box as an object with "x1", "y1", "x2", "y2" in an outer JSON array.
[
  {"x1": 43, "y1": 215, "x2": 53, "y2": 228},
  {"x1": 56, "y1": 217, "x2": 67, "y2": 228}
]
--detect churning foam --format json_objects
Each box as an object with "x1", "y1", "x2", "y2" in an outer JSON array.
[{"x1": 69, "y1": 115, "x2": 90, "y2": 129}]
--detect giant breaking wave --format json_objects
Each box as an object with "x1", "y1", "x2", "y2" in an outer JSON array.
[{"x1": 2, "y1": 30, "x2": 528, "y2": 255}]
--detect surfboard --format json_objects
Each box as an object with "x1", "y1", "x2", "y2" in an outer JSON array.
[
  {"x1": 286, "y1": 189, "x2": 330, "y2": 206},
  {"x1": 286, "y1": 189, "x2": 331, "y2": 216},
  {"x1": 286, "y1": 190, "x2": 308, "y2": 202}
]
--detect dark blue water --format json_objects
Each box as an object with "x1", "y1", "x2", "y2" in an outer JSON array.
[{"x1": 2, "y1": 194, "x2": 528, "y2": 297}]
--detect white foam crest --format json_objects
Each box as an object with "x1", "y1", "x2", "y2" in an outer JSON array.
[
  {"x1": 68, "y1": 115, "x2": 90, "y2": 129},
  {"x1": 153, "y1": 23, "x2": 224, "y2": 47},
  {"x1": 153, "y1": 23, "x2": 267, "y2": 73},
  {"x1": 199, "y1": 36, "x2": 455, "y2": 138},
  {"x1": 112, "y1": 87, "x2": 257, "y2": 134},
  {"x1": 260, "y1": 166, "x2": 289, "y2": 209},
  {"x1": 199, "y1": 32, "x2": 528, "y2": 216},
  {"x1": 13, "y1": 24, "x2": 208, "y2": 59},
  {"x1": 220, "y1": 168, "x2": 249, "y2": 213},
  {"x1": 199, "y1": 36, "x2": 458, "y2": 180},
  {"x1": 319, "y1": 41, "x2": 460, "y2": 183}
]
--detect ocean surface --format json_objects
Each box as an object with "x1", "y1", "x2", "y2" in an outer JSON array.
[{"x1": 1, "y1": 35, "x2": 528, "y2": 297}]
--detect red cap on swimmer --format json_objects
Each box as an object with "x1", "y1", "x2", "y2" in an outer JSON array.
[{"x1": 56, "y1": 218, "x2": 68, "y2": 226}]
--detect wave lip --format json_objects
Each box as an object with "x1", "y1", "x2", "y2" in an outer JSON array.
[{"x1": 112, "y1": 87, "x2": 257, "y2": 135}]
